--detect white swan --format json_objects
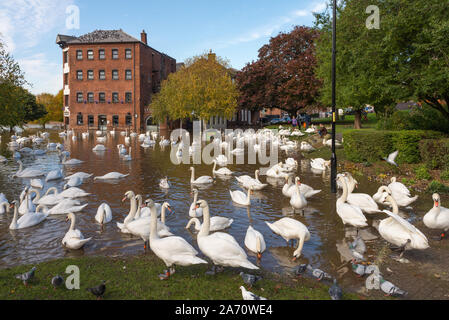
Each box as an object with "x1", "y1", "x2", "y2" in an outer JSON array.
[
  {"x1": 244, "y1": 225, "x2": 266, "y2": 259},
  {"x1": 13, "y1": 160, "x2": 45, "y2": 178},
  {"x1": 61, "y1": 154, "x2": 84, "y2": 165},
  {"x1": 310, "y1": 158, "x2": 330, "y2": 171},
  {"x1": 134, "y1": 194, "x2": 162, "y2": 219},
  {"x1": 64, "y1": 175, "x2": 83, "y2": 189},
  {"x1": 373, "y1": 180, "x2": 418, "y2": 208},
  {"x1": 19, "y1": 188, "x2": 36, "y2": 215},
  {"x1": 117, "y1": 191, "x2": 137, "y2": 233},
  {"x1": 92, "y1": 144, "x2": 106, "y2": 152},
  {"x1": 265, "y1": 217, "x2": 310, "y2": 260},
  {"x1": 215, "y1": 154, "x2": 228, "y2": 166},
  {"x1": 423, "y1": 193, "x2": 449, "y2": 239},
  {"x1": 59, "y1": 187, "x2": 90, "y2": 198},
  {"x1": 190, "y1": 167, "x2": 213, "y2": 184},
  {"x1": 64, "y1": 172, "x2": 93, "y2": 180},
  {"x1": 290, "y1": 177, "x2": 307, "y2": 211},
  {"x1": 46, "y1": 199, "x2": 87, "y2": 215},
  {"x1": 236, "y1": 170, "x2": 267, "y2": 191},
  {"x1": 186, "y1": 216, "x2": 233, "y2": 232},
  {"x1": 122, "y1": 147, "x2": 132, "y2": 161},
  {"x1": 0, "y1": 201, "x2": 10, "y2": 214},
  {"x1": 9, "y1": 200, "x2": 48, "y2": 230},
  {"x1": 144, "y1": 198, "x2": 207, "y2": 279},
  {"x1": 195, "y1": 199, "x2": 259, "y2": 272},
  {"x1": 377, "y1": 188, "x2": 429, "y2": 256},
  {"x1": 212, "y1": 160, "x2": 233, "y2": 175},
  {"x1": 342, "y1": 172, "x2": 380, "y2": 214},
  {"x1": 45, "y1": 169, "x2": 63, "y2": 182},
  {"x1": 300, "y1": 141, "x2": 315, "y2": 152},
  {"x1": 282, "y1": 176, "x2": 296, "y2": 198},
  {"x1": 189, "y1": 188, "x2": 203, "y2": 218},
  {"x1": 94, "y1": 172, "x2": 129, "y2": 180},
  {"x1": 336, "y1": 174, "x2": 368, "y2": 229},
  {"x1": 95, "y1": 202, "x2": 112, "y2": 224},
  {"x1": 297, "y1": 176, "x2": 321, "y2": 199},
  {"x1": 30, "y1": 178, "x2": 43, "y2": 189},
  {"x1": 62, "y1": 212, "x2": 92, "y2": 249},
  {"x1": 33, "y1": 187, "x2": 62, "y2": 206},
  {"x1": 159, "y1": 177, "x2": 170, "y2": 189},
  {"x1": 230, "y1": 187, "x2": 252, "y2": 206}
]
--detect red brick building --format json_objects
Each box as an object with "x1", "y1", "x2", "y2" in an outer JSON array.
[{"x1": 56, "y1": 29, "x2": 176, "y2": 132}]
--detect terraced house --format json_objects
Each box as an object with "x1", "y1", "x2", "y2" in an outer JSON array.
[{"x1": 56, "y1": 29, "x2": 176, "y2": 131}]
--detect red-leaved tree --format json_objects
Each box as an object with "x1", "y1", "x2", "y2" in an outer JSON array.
[{"x1": 236, "y1": 26, "x2": 322, "y2": 117}]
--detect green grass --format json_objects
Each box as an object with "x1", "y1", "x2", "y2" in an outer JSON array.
[{"x1": 0, "y1": 255, "x2": 361, "y2": 300}]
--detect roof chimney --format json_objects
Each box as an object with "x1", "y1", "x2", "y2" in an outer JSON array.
[{"x1": 141, "y1": 30, "x2": 147, "y2": 45}]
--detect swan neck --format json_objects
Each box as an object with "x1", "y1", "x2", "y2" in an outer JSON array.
[
  {"x1": 190, "y1": 168, "x2": 195, "y2": 183},
  {"x1": 11, "y1": 204, "x2": 19, "y2": 228},
  {"x1": 339, "y1": 178, "x2": 348, "y2": 202},
  {"x1": 255, "y1": 170, "x2": 259, "y2": 181},
  {"x1": 70, "y1": 215, "x2": 75, "y2": 231},
  {"x1": 213, "y1": 161, "x2": 216, "y2": 173},
  {"x1": 149, "y1": 204, "x2": 159, "y2": 240},
  {"x1": 161, "y1": 205, "x2": 166, "y2": 224},
  {"x1": 387, "y1": 195, "x2": 399, "y2": 215},
  {"x1": 198, "y1": 204, "x2": 210, "y2": 237},
  {"x1": 125, "y1": 194, "x2": 137, "y2": 224},
  {"x1": 256, "y1": 236, "x2": 261, "y2": 252},
  {"x1": 294, "y1": 234, "x2": 305, "y2": 257}
]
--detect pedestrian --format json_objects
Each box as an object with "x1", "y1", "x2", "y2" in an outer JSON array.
[
  {"x1": 305, "y1": 114, "x2": 311, "y2": 129},
  {"x1": 292, "y1": 116, "x2": 297, "y2": 128},
  {"x1": 318, "y1": 124, "x2": 328, "y2": 138}
]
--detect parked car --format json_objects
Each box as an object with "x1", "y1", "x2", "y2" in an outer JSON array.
[
  {"x1": 279, "y1": 116, "x2": 291, "y2": 124},
  {"x1": 270, "y1": 118, "x2": 281, "y2": 124},
  {"x1": 344, "y1": 107, "x2": 355, "y2": 115},
  {"x1": 365, "y1": 105, "x2": 375, "y2": 113}
]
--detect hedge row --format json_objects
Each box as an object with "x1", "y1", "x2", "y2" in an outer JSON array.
[
  {"x1": 419, "y1": 139, "x2": 449, "y2": 169},
  {"x1": 342, "y1": 130, "x2": 443, "y2": 164}
]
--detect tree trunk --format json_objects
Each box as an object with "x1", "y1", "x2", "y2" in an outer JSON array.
[{"x1": 354, "y1": 110, "x2": 362, "y2": 129}]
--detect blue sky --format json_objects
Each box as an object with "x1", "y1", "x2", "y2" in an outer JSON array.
[{"x1": 0, "y1": 0, "x2": 327, "y2": 95}]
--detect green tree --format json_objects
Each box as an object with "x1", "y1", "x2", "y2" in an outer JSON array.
[
  {"x1": 151, "y1": 52, "x2": 238, "y2": 124},
  {"x1": 35, "y1": 90, "x2": 63, "y2": 128}
]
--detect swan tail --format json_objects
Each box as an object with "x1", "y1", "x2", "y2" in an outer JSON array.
[
  {"x1": 241, "y1": 260, "x2": 259, "y2": 270},
  {"x1": 173, "y1": 255, "x2": 208, "y2": 265},
  {"x1": 305, "y1": 190, "x2": 321, "y2": 198}
]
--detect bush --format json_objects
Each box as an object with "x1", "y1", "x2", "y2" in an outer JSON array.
[
  {"x1": 391, "y1": 130, "x2": 442, "y2": 164},
  {"x1": 342, "y1": 130, "x2": 394, "y2": 163},
  {"x1": 441, "y1": 170, "x2": 449, "y2": 181},
  {"x1": 427, "y1": 181, "x2": 449, "y2": 194},
  {"x1": 377, "y1": 110, "x2": 414, "y2": 130},
  {"x1": 414, "y1": 165, "x2": 431, "y2": 180},
  {"x1": 419, "y1": 139, "x2": 449, "y2": 169}
]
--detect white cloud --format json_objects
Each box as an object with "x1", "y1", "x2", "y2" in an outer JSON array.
[
  {"x1": 215, "y1": 2, "x2": 328, "y2": 49},
  {"x1": 18, "y1": 53, "x2": 62, "y2": 95}
]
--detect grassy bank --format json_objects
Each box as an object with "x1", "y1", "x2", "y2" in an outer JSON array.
[{"x1": 0, "y1": 254, "x2": 361, "y2": 300}]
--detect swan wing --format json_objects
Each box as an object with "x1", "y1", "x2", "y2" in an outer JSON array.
[{"x1": 382, "y1": 210, "x2": 427, "y2": 240}]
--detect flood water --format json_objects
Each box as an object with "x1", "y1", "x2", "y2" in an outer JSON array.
[{"x1": 0, "y1": 129, "x2": 448, "y2": 299}]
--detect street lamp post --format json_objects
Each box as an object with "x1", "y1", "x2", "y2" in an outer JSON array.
[{"x1": 331, "y1": 0, "x2": 337, "y2": 193}]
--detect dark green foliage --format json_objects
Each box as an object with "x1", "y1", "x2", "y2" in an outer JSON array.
[
  {"x1": 342, "y1": 130, "x2": 394, "y2": 163},
  {"x1": 419, "y1": 139, "x2": 449, "y2": 169},
  {"x1": 391, "y1": 130, "x2": 442, "y2": 164},
  {"x1": 441, "y1": 170, "x2": 449, "y2": 181},
  {"x1": 343, "y1": 129, "x2": 442, "y2": 163},
  {"x1": 414, "y1": 165, "x2": 431, "y2": 180},
  {"x1": 427, "y1": 181, "x2": 449, "y2": 194}
]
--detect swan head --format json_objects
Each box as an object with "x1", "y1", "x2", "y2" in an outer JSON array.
[
  {"x1": 189, "y1": 167, "x2": 194, "y2": 171},
  {"x1": 390, "y1": 177, "x2": 397, "y2": 183},
  {"x1": 190, "y1": 188, "x2": 199, "y2": 196},
  {"x1": 143, "y1": 198, "x2": 155, "y2": 208},
  {"x1": 65, "y1": 212, "x2": 75, "y2": 222},
  {"x1": 122, "y1": 190, "x2": 135, "y2": 202},
  {"x1": 162, "y1": 202, "x2": 172, "y2": 212},
  {"x1": 9, "y1": 200, "x2": 18, "y2": 209},
  {"x1": 195, "y1": 199, "x2": 208, "y2": 209},
  {"x1": 295, "y1": 177, "x2": 301, "y2": 185},
  {"x1": 432, "y1": 193, "x2": 440, "y2": 207}
]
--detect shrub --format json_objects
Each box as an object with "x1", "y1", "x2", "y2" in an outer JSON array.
[
  {"x1": 427, "y1": 181, "x2": 449, "y2": 194},
  {"x1": 342, "y1": 130, "x2": 394, "y2": 163},
  {"x1": 414, "y1": 165, "x2": 431, "y2": 180},
  {"x1": 441, "y1": 170, "x2": 449, "y2": 181},
  {"x1": 391, "y1": 130, "x2": 442, "y2": 164},
  {"x1": 419, "y1": 139, "x2": 449, "y2": 169}
]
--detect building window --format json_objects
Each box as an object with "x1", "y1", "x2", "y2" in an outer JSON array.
[
  {"x1": 99, "y1": 49, "x2": 105, "y2": 60},
  {"x1": 112, "y1": 115, "x2": 119, "y2": 126},
  {"x1": 112, "y1": 92, "x2": 119, "y2": 103},
  {"x1": 125, "y1": 70, "x2": 132, "y2": 80},
  {"x1": 88, "y1": 115, "x2": 94, "y2": 126},
  {"x1": 87, "y1": 92, "x2": 94, "y2": 103},
  {"x1": 112, "y1": 49, "x2": 118, "y2": 59},
  {"x1": 77, "y1": 113, "x2": 83, "y2": 125},
  {"x1": 99, "y1": 92, "x2": 105, "y2": 103},
  {"x1": 126, "y1": 113, "x2": 132, "y2": 126},
  {"x1": 87, "y1": 70, "x2": 94, "y2": 80},
  {"x1": 87, "y1": 50, "x2": 94, "y2": 60},
  {"x1": 99, "y1": 70, "x2": 105, "y2": 80},
  {"x1": 125, "y1": 49, "x2": 132, "y2": 59},
  {"x1": 112, "y1": 70, "x2": 119, "y2": 80},
  {"x1": 76, "y1": 92, "x2": 83, "y2": 103},
  {"x1": 125, "y1": 92, "x2": 132, "y2": 103},
  {"x1": 76, "y1": 70, "x2": 83, "y2": 80},
  {"x1": 76, "y1": 50, "x2": 82, "y2": 60}
]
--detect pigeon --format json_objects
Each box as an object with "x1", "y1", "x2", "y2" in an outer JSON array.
[
  {"x1": 349, "y1": 236, "x2": 366, "y2": 255},
  {"x1": 15, "y1": 267, "x2": 36, "y2": 286},
  {"x1": 51, "y1": 275, "x2": 64, "y2": 289},
  {"x1": 240, "y1": 286, "x2": 267, "y2": 300},
  {"x1": 380, "y1": 277, "x2": 407, "y2": 297},
  {"x1": 329, "y1": 279, "x2": 343, "y2": 300},
  {"x1": 294, "y1": 264, "x2": 308, "y2": 276},
  {"x1": 351, "y1": 262, "x2": 367, "y2": 277},
  {"x1": 383, "y1": 150, "x2": 398, "y2": 166},
  {"x1": 294, "y1": 264, "x2": 332, "y2": 281},
  {"x1": 240, "y1": 272, "x2": 262, "y2": 288},
  {"x1": 350, "y1": 249, "x2": 366, "y2": 262},
  {"x1": 87, "y1": 280, "x2": 106, "y2": 299}
]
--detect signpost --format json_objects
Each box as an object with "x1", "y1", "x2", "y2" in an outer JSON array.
[{"x1": 331, "y1": 0, "x2": 337, "y2": 193}]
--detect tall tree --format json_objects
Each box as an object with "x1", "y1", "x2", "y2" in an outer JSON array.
[
  {"x1": 315, "y1": 0, "x2": 449, "y2": 128},
  {"x1": 151, "y1": 52, "x2": 238, "y2": 123},
  {"x1": 236, "y1": 26, "x2": 322, "y2": 117}
]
